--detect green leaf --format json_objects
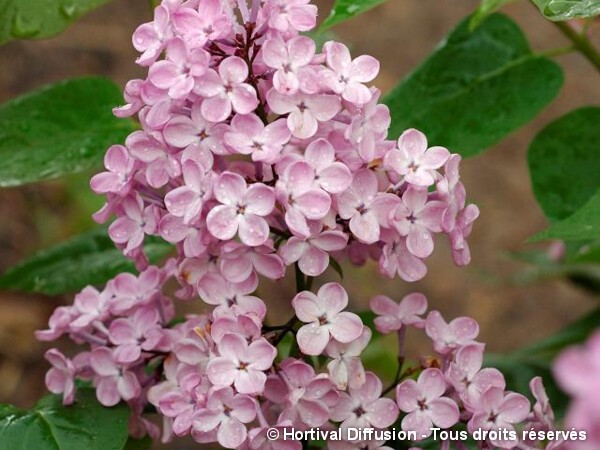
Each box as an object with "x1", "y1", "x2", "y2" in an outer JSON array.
[
  {"x1": 528, "y1": 107, "x2": 600, "y2": 221},
  {"x1": 534, "y1": 190, "x2": 600, "y2": 241},
  {"x1": 0, "y1": 388, "x2": 130, "y2": 450},
  {"x1": 470, "y1": 0, "x2": 516, "y2": 30},
  {"x1": 383, "y1": 14, "x2": 564, "y2": 157},
  {"x1": 0, "y1": 0, "x2": 112, "y2": 44},
  {"x1": 0, "y1": 227, "x2": 173, "y2": 295},
  {"x1": 320, "y1": 0, "x2": 388, "y2": 30},
  {"x1": 0, "y1": 77, "x2": 135, "y2": 187},
  {"x1": 531, "y1": 0, "x2": 600, "y2": 21}
]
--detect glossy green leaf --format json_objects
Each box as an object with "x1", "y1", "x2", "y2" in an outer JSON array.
[
  {"x1": 534, "y1": 190, "x2": 600, "y2": 241},
  {"x1": 383, "y1": 14, "x2": 563, "y2": 157},
  {"x1": 0, "y1": 227, "x2": 173, "y2": 295},
  {"x1": 470, "y1": 0, "x2": 516, "y2": 30},
  {"x1": 0, "y1": 388, "x2": 130, "y2": 450},
  {"x1": 0, "y1": 0, "x2": 112, "y2": 44},
  {"x1": 531, "y1": 0, "x2": 600, "y2": 21},
  {"x1": 320, "y1": 0, "x2": 388, "y2": 30},
  {"x1": 0, "y1": 77, "x2": 134, "y2": 187},
  {"x1": 528, "y1": 107, "x2": 600, "y2": 221}
]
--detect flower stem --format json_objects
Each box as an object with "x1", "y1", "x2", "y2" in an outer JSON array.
[{"x1": 553, "y1": 21, "x2": 600, "y2": 73}]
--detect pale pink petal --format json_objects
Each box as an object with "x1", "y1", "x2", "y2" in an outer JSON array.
[
  {"x1": 297, "y1": 324, "x2": 330, "y2": 355},
  {"x1": 206, "y1": 205, "x2": 239, "y2": 240},
  {"x1": 244, "y1": 184, "x2": 275, "y2": 216},
  {"x1": 329, "y1": 312, "x2": 363, "y2": 343},
  {"x1": 238, "y1": 214, "x2": 269, "y2": 246},
  {"x1": 298, "y1": 246, "x2": 329, "y2": 276}
]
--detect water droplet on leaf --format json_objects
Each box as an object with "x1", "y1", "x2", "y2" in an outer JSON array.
[{"x1": 11, "y1": 14, "x2": 42, "y2": 38}]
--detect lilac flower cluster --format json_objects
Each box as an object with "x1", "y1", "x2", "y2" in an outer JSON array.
[{"x1": 35, "y1": 0, "x2": 565, "y2": 448}]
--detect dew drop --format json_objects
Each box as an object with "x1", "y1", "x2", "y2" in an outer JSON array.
[
  {"x1": 60, "y1": 2, "x2": 77, "y2": 19},
  {"x1": 11, "y1": 14, "x2": 42, "y2": 38}
]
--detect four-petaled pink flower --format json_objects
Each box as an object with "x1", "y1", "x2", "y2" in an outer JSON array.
[
  {"x1": 322, "y1": 41, "x2": 379, "y2": 105},
  {"x1": 304, "y1": 138, "x2": 353, "y2": 194},
  {"x1": 276, "y1": 160, "x2": 332, "y2": 238},
  {"x1": 90, "y1": 347, "x2": 142, "y2": 407},
  {"x1": 385, "y1": 128, "x2": 450, "y2": 187},
  {"x1": 292, "y1": 283, "x2": 363, "y2": 355},
  {"x1": 108, "y1": 194, "x2": 159, "y2": 256},
  {"x1": 392, "y1": 187, "x2": 445, "y2": 258},
  {"x1": 108, "y1": 306, "x2": 164, "y2": 364},
  {"x1": 446, "y1": 344, "x2": 506, "y2": 411},
  {"x1": 425, "y1": 310, "x2": 480, "y2": 355},
  {"x1": 267, "y1": 90, "x2": 340, "y2": 139},
  {"x1": 263, "y1": 0, "x2": 318, "y2": 32},
  {"x1": 262, "y1": 36, "x2": 316, "y2": 94},
  {"x1": 90, "y1": 145, "x2": 136, "y2": 196},
  {"x1": 172, "y1": 0, "x2": 231, "y2": 47},
  {"x1": 336, "y1": 169, "x2": 397, "y2": 244},
  {"x1": 467, "y1": 387, "x2": 530, "y2": 448},
  {"x1": 326, "y1": 326, "x2": 371, "y2": 390},
  {"x1": 193, "y1": 386, "x2": 257, "y2": 449},
  {"x1": 224, "y1": 114, "x2": 291, "y2": 163},
  {"x1": 279, "y1": 223, "x2": 348, "y2": 277},
  {"x1": 132, "y1": 5, "x2": 171, "y2": 66},
  {"x1": 206, "y1": 172, "x2": 275, "y2": 246},
  {"x1": 332, "y1": 372, "x2": 399, "y2": 431},
  {"x1": 164, "y1": 159, "x2": 211, "y2": 225},
  {"x1": 195, "y1": 56, "x2": 259, "y2": 122},
  {"x1": 396, "y1": 368, "x2": 460, "y2": 438},
  {"x1": 148, "y1": 38, "x2": 210, "y2": 99},
  {"x1": 206, "y1": 333, "x2": 276, "y2": 395},
  {"x1": 370, "y1": 292, "x2": 428, "y2": 334}
]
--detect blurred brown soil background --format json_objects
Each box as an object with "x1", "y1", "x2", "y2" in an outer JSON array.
[{"x1": 0, "y1": 0, "x2": 598, "y2": 447}]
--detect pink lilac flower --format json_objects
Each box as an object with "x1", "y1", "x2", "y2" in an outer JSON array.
[
  {"x1": 148, "y1": 37, "x2": 210, "y2": 99},
  {"x1": 108, "y1": 306, "x2": 165, "y2": 364},
  {"x1": 322, "y1": 41, "x2": 380, "y2": 104},
  {"x1": 262, "y1": 0, "x2": 318, "y2": 33},
  {"x1": 157, "y1": 373, "x2": 208, "y2": 436},
  {"x1": 262, "y1": 36, "x2": 316, "y2": 95},
  {"x1": 378, "y1": 234, "x2": 427, "y2": 281},
  {"x1": 206, "y1": 333, "x2": 276, "y2": 394},
  {"x1": 132, "y1": 4, "x2": 172, "y2": 66},
  {"x1": 69, "y1": 285, "x2": 111, "y2": 330},
  {"x1": 279, "y1": 223, "x2": 348, "y2": 277},
  {"x1": 385, "y1": 128, "x2": 450, "y2": 187},
  {"x1": 197, "y1": 272, "x2": 266, "y2": 319},
  {"x1": 44, "y1": 349, "x2": 77, "y2": 405},
  {"x1": 206, "y1": 172, "x2": 275, "y2": 246},
  {"x1": 335, "y1": 169, "x2": 398, "y2": 244},
  {"x1": 331, "y1": 372, "x2": 398, "y2": 431},
  {"x1": 90, "y1": 347, "x2": 142, "y2": 407},
  {"x1": 108, "y1": 194, "x2": 160, "y2": 256},
  {"x1": 264, "y1": 358, "x2": 338, "y2": 428},
  {"x1": 391, "y1": 187, "x2": 446, "y2": 258},
  {"x1": 172, "y1": 0, "x2": 231, "y2": 48},
  {"x1": 194, "y1": 56, "x2": 259, "y2": 122},
  {"x1": 267, "y1": 90, "x2": 340, "y2": 139},
  {"x1": 303, "y1": 138, "x2": 352, "y2": 194},
  {"x1": 276, "y1": 160, "x2": 332, "y2": 238},
  {"x1": 224, "y1": 114, "x2": 291, "y2": 163},
  {"x1": 292, "y1": 283, "x2": 363, "y2": 355},
  {"x1": 126, "y1": 131, "x2": 180, "y2": 188},
  {"x1": 193, "y1": 386, "x2": 257, "y2": 449},
  {"x1": 90, "y1": 145, "x2": 136, "y2": 196},
  {"x1": 396, "y1": 368, "x2": 460, "y2": 438},
  {"x1": 219, "y1": 241, "x2": 285, "y2": 283},
  {"x1": 326, "y1": 326, "x2": 371, "y2": 390},
  {"x1": 446, "y1": 344, "x2": 506, "y2": 411},
  {"x1": 425, "y1": 310, "x2": 480, "y2": 355},
  {"x1": 345, "y1": 89, "x2": 391, "y2": 162},
  {"x1": 554, "y1": 330, "x2": 600, "y2": 448},
  {"x1": 164, "y1": 159, "x2": 211, "y2": 224},
  {"x1": 164, "y1": 114, "x2": 227, "y2": 157},
  {"x1": 370, "y1": 292, "x2": 428, "y2": 334},
  {"x1": 467, "y1": 387, "x2": 530, "y2": 448}
]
